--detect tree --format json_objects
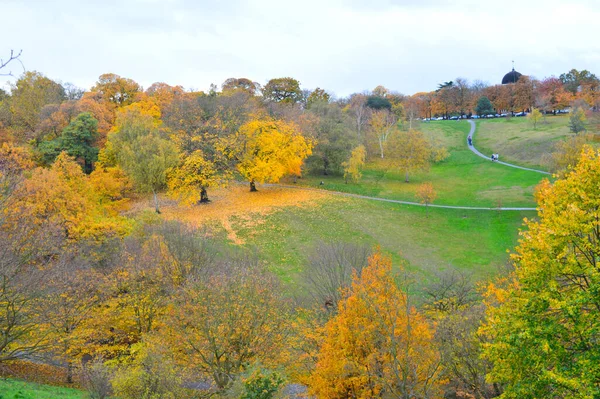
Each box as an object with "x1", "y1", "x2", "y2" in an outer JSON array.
[
  {"x1": 387, "y1": 129, "x2": 432, "y2": 182},
  {"x1": 103, "y1": 106, "x2": 179, "y2": 213},
  {"x1": 262, "y1": 77, "x2": 302, "y2": 104},
  {"x1": 38, "y1": 112, "x2": 99, "y2": 173},
  {"x1": 542, "y1": 133, "x2": 591, "y2": 174},
  {"x1": 309, "y1": 251, "x2": 443, "y2": 398},
  {"x1": 482, "y1": 147, "x2": 600, "y2": 398},
  {"x1": 416, "y1": 182, "x2": 436, "y2": 214},
  {"x1": 366, "y1": 95, "x2": 392, "y2": 110},
  {"x1": 348, "y1": 93, "x2": 370, "y2": 140},
  {"x1": 91, "y1": 73, "x2": 141, "y2": 107},
  {"x1": 306, "y1": 88, "x2": 331, "y2": 108},
  {"x1": 167, "y1": 149, "x2": 229, "y2": 204},
  {"x1": 221, "y1": 77, "x2": 260, "y2": 95},
  {"x1": 560, "y1": 69, "x2": 599, "y2": 95},
  {"x1": 9, "y1": 71, "x2": 66, "y2": 136},
  {"x1": 475, "y1": 96, "x2": 494, "y2": 116},
  {"x1": 342, "y1": 145, "x2": 366, "y2": 184},
  {"x1": 369, "y1": 110, "x2": 396, "y2": 159},
  {"x1": 569, "y1": 107, "x2": 587, "y2": 133},
  {"x1": 513, "y1": 76, "x2": 534, "y2": 112},
  {"x1": 163, "y1": 264, "x2": 290, "y2": 392},
  {"x1": 234, "y1": 118, "x2": 313, "y2": 191},
  {"x1": 528, "y1": 108, "x2": 542, "y2": 129}
]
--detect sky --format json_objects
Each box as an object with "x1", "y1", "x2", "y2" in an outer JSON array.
[{"x1": 2, "y1": 0, "x2": 600, "y2": 97}]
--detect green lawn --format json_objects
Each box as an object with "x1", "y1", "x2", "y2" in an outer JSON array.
[
  {"x1": 229, "y1": 196, "x2": 533, "y2": 293},
  {"x1": 0, "y1": 378, "x2": 87, "y2": 399},
  {"x1": 474, "y1": 115, "x2": 576, "y2": 169},
  {"x1": 293, "y1": 120, "x2": 545, "y2": 208}
]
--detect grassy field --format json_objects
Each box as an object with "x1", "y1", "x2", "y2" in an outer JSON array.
[
  {"x1": 294, "y1": 120, "x2": 545, "y2": 208},
  {"x1": 156, "y1": 187, "x2": 534, "y2": 293},
  {"x1": 473, "y1": 114, "x2": 595, "y2": 170},
  {"x1": 0, "y1": 378, "x2": 86, "y2": 399}
]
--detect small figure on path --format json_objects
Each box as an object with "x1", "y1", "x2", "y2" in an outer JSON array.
[
  {"x1": 491, "y1": 154, "x2": 499, "y2": 162},
  {"x1": 468, "y1": 136, "x2": 472, "y2": 146}
]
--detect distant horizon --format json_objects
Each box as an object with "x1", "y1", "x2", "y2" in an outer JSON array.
[{"x1": 3, "y1": 0, "x2": 599, "y2": 97}]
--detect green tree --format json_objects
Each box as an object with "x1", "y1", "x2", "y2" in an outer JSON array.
[
  {"x1": 482, "y1": 147, "x2": 600, "y2": 399},
  {"x1": 475, "y1": 96, "x2": 494, "y2": 116},
  {"x1": 38, "y1": 112, "x2": 99, "y2": 173},
  {"x1": 262, "y1": 77, "x2": 302, "y2": 104},
  {"x1": 569, "y1": 107, "x2": 587, "y2": 133},
  {"x1": 104, "y1": 107, "x2": 179, "y2": 213}
]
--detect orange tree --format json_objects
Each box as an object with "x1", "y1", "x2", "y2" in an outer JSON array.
[{"x1": 309, "y1": 250, "x2": 443, "y2": 399}]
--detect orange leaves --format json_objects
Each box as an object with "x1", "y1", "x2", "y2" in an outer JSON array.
[{"x1": 309, "y1": 250, "x2": 443, "y2": 399}]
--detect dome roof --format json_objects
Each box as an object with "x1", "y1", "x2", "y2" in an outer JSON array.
[{"x1": 502, "y1": 69, "x2": 522, "y2": 84}]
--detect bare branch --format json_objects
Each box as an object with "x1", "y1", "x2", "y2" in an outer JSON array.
[{"x1": 0, "y1": 49, "x2": 24, "y2": 77}]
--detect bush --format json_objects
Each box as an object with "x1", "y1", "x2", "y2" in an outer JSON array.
[{"x1": 82, "y1": 360, "x2": 113, "y2": 399}]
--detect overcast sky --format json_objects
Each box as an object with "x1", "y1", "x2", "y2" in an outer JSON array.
[{"x1": 3, "y1": 0, "x2": 600, "y2": 97}]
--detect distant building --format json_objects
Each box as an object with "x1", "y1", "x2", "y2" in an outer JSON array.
[{"x1": 502, "y1": 67, "x2": 523, "y2": 84}]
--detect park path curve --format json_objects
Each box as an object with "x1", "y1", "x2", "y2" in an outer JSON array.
[
  {"x1": 267, "y1": 184, "x2": 536, "y2": 211},
  {"x1": 466, "y1": 120, "x2": 551, "y2": 175}
]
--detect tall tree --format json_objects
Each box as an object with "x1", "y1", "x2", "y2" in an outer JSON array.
[
  {"x1": 309, "y1": 251, "x2": 443, "y2": 399},
  {"x1": 369, "y1": 109, "x2": 396, "y2": 159},
  {"x1": 262, "y1": 77, "x2": 302, "y2": 104},
  {"x1": 38, "y1": 112, "x2": 99, "y2": 173},
  {"x1": 475, "y1": 96, "x2": 494, "y2": 116},
  {"x1": 234, "y1": 118, "x2": 313, "y2": 191},
  {"x1": 386, "y1": 129, "x2": 432, "y2": 182},
  {"x1": 482, "y1": 147, "x2": 600, "y2": 399},
  {"x1": 91, "y1": 73, "x2": 141, "y2": 107},
  {"x1": 343, "y1": 145, "x2": 366, "y2": 183},
  {"x1": 103, "y1": 106, "x2": 179, "y2": 213}
]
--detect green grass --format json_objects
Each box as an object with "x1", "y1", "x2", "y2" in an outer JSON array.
[
  {"x1": 474, "y1": 115, "x2": 579, "y2": 169},
  {"x1": 0, "y1": 378, "x2": 87, "y2": 399},
  {"x1": 230, "y1": 196, "x2": 533, "y2": 292},
  {"x1": 293, "y1": 120, "x2": 545, "y2": 208}
]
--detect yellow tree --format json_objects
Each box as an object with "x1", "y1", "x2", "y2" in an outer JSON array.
[
  {"x1": 528, "y1": 108, "x2": 543, "y2": 129},
  {"x1": 343, "y1": 145, "x2": 366, "y2": 183},
  {"x1": 482, "y1": 147, "x2": 600, "y2": 399},
  {"x1": 167, "y1": 149, "x2": 230, "y2": 204},
  {"x1": 234, "y1": 118, "x2": 313, "y2": 191},
  {"x1": 387, "y1": 129, "x2": 432, "y2": 183},
  {"x1": 369, "y1": 110, "x2": 396, "y2": 159},
  {"x1": 309, "y1": 251, "x2": 443, "y2": 399}
]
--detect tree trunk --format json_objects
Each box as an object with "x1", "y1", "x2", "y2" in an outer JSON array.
[
  {"x1": 66, "y1": 361, "x2": 73, "y2": 384},
  {"x1": 379, "y1": 138, "x2": 385, "y2": 159},
  {"x1": 198, "y1": 187, "x2": 210, "y2": 203},
  {"x1": 250, "y1": 181, "x2": 257, "y2": 192},
  {"x1": 405, "y1": 171, "x2": 410, "y2": 183},
  {"x1": 153, "y1": 189, "x2": 161, "y2": 214}
]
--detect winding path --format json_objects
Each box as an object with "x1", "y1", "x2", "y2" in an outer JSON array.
[
  {"x1": 268, "y1": 184, "x2": 536, "y2": 211},
  {"x1": 466, "y1": 120, "x2": 551, "y2": 175}
]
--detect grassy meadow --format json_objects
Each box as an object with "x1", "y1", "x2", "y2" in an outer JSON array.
[
  {"x1": 0, "y1": 378, "x2": 87, "y2": 399},
  {"x1": 294, "y1": 120, "x2": 545, "y2": 208}
]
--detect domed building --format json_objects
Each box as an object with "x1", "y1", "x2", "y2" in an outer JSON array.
[{"x1": 502, "y1": 67, "x2": 522, "y2": 84}]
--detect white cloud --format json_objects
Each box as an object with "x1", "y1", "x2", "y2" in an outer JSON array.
[{"x1": 2, "y1": 0, "x2": 599, "y2": 96}]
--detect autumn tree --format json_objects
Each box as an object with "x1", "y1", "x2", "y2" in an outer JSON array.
[
  {"x1": 103, "y1": 106, "x2": 179, "y2": 212},
  {"x1": 163, "y1": 263, "x2": 290, "y2": 392},
  {"x1": 262, "y1": 77, "x2": 302, "y2": 104},
  {"x1": 342, "y1": 145, "x2": 366, "y2": 183},
  {"x1": 307, "y1": 88, "x2": 331, "y2": 108},
  {"x1": 167, "y1": 149, "x2": 229, "y2": 204},
  {"x1": 569, "y1": 106, "x2": 587, "y2": 133},
  {"x1": 386, "y1": 129, "x2": 432, "y2": 182},
  {"x1": 416, "y1": 182, "x2": 436, "y2": 214},
  {"x1": 513, "y1": 75, "x2": 534, "y2": 112},
  {"x1": 348, "y1": 93, "x2": 370, "y2": 140},
  {"x1": 528, "y1": 108, "x2": 542, "y2": 129},
  {"x1": 482, "y1": 147, "x2": 600, "y2": 398},
  {"x1": 234, "y1": 118, "x2": 313, "y2": 191},
  {"x1": 309, "y1": 251, "x2": 443, "y2": 398},
  {"x1": 9, "y1": 71, "x2": 65, "y2": 137},
  {"x1": 542, "y1": 134, "x2": 591, "y2": 174},
  {"x1": 91, "y1": 73, "x2": 141, "y2": 107},
  {"x1": 38, "y1": 112, "x2": 99, "y2": 173},
  {"x1": 369, "y1": 109, "x2": 396, "y2": 158},
  {"x1": 222, "y1": 77, "x2": 260, "y2": 95}
]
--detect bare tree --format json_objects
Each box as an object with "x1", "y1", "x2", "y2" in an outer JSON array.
[
  {"x1": 0, "y1": 49, "x2": 24, "y2": 76},
  {"x1": 349, "y1": 93, "x2": 370, "y2": 140},
  {"x1": 302, "y1": 242, "x2": 371, "y2": 310},
  {"x1": 423, "y1": 269, "x2": 477, "y2": 313}
]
